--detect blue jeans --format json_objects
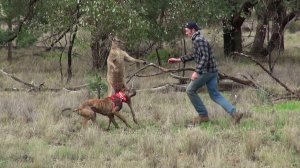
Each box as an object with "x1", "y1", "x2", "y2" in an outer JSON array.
[{"x1": 186, "y1": 72, "x2": 236, "y2": 117}]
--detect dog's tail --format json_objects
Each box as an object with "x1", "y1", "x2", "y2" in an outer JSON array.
[
  {"x1": 61, "y1": 108, "x2": 80, "y2": 114},
  {"x1": 61, "y1": 108, "x2": 72, "y2": 112}
]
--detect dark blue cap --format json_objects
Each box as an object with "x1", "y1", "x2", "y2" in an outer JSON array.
[{"x1": 185, "y1": 21, "x2": 200, "y2": 30}]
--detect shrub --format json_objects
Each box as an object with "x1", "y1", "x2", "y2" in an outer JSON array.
[
  {"x1": 16, "y1": 28, "x2": 40, "y2": 47},
  {"x1": 87, "y1": 73, "x2": 108, "y2": 98}
]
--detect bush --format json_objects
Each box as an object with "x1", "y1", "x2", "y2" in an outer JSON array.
[
  {"x1": 87, "y1": 73, "x2": 108, "y2": 98},
  {"x1": 287, "y1": 21, "x2": 300, "y2": 33},
  {"x1": 16, "y1": 28, "x2": 40, "y2": 47}
]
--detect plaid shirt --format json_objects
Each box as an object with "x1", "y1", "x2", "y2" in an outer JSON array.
[{"x1": 180, "y1": 31, "x2": 218, "y2": 75}]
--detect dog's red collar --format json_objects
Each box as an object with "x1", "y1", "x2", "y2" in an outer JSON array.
[
  {"x1": 110, "y1": 91, "x2": 129, "y2": 103},
  {"x1": 109, "y1": 91, "x2": 129, "y2": 109},
  {"x1": 116, "y1": 92, "x2": 129, "y2": 102}
]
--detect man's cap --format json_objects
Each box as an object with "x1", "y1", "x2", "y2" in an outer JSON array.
[{"x1": 185, "y1": 21, "x2": 200, "y2": 30}]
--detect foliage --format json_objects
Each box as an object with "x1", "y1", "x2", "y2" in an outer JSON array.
[
  {"x1": 0, "y1": 0, "x2": 29, "y2": 44},
  {"x1": 32, "y1": 0, "x2": 78, "y2": 34},
  {"x1": 16, "y1": 28, "x2": 40, "y2": 47},
  {"x1": 80, "y1": 0, "x2": 150, "y2": 46},
  {"x1": 146, "y1": 49, "x2": 178, "y2": 64},
  {"x1": 87, "y1": 73, "x2": 108, "y2": 98}
]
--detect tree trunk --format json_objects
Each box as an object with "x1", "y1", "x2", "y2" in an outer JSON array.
[
  {"x1": 223, "y1": 1, "x2": 256, "y2": 56},
  {"x1": 223, "y1": 26, "x2": 233, "y2": 55},
  {"x1": 91, "y1": 30, "x2": 101, "y2": 70},
  {"x1": 272, "y1": 2, "x2": 286, "y2": 51},
  {"x1": 66, "y1": 26, "x2": 78, "y2": 84},
  {"x1": 266, "y1": 12, "x2": 296, "y2": 56},
  {"x1": 66, "y1": 1, "x2": 80, "y2": 84},
  {"x1": 7, "y1": 20, "x2": 12, "y2": 63},
  {"x1": 155, "y1": 48, "x2": 162, "y2": 66},
  {"x1": 99, "y1": 34, "x2": 111, "y2": 70},
  {"x1": 234, "y1": 27, "x2": 242, "y2": 52},
  {"x1": 90, "y1": 26, "x2": 111, "y2": 71},
  {"x1": 223, "y1": 27, "x2": 242, "y2": 55},
  {"x1": 250, "y1": 14, "x2": 268, "y2": 56}
]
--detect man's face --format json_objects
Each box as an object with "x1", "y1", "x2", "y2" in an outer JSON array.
[{"x1": 185, "y1": 28, "x2": 194, "y2": 38}]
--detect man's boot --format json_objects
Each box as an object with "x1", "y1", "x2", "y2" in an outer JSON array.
[
  {"x1": 232, "y1": 111, "x2": 243, "y2": 124},
  {"x1": 192, "y1": 115, "x2": 209, "y2": 126}
]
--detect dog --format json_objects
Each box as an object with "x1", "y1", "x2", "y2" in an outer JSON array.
[{"x1": 64, "y1": 89, "x2": 137, "y2": 130}]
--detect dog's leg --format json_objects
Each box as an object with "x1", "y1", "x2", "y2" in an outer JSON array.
[
  {"x1": 112, "y1": 110, "x2": 131, "y2": 128},
  {"x1": 78, "y1": 108, "x2": 95, "y2": 128},
  {"x1": 82, "y1": 118, "x2": 89, "y2": 128},
  {"x1": 91, "y1": 112, "x2": 97, "y2": 126},
  {"x1": 126, "y1": 100, "x2": 138, "y2": 125},
  {"x1": 107, "y1": 114, "x2": 119, "y2": 130}
]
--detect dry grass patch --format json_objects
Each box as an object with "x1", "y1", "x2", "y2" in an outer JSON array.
[{"x1": 1, "y1": 40, "x2": 300, "y2": 167}]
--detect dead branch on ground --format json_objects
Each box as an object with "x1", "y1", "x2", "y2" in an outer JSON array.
[
  {"x1": 234, "y1": 52, "x2": 300, "y2": 99},
  {"x1": 127, "y1": 61, "x2": 300, "y2": 101},
  {"x1": 0, "y1": 69, "x2": 87, "y2": 92},
  {"x1": 127, "y1": 63, "x2": 257, "y2": 88}
]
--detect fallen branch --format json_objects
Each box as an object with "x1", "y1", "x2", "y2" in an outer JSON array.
[
  {"x1": 234, "y1": 52, "x2": 300, "y2": 97},
  {"x1": 136, "y1": 83, "x2": 186, "y2": 92},
  {"x1": 127, "y1": 63, "x2": 257, "y2": 88},
  {"x1": 0, "y1": 69, "x2": 88, "y2": 92},
  {"x1": 0, "y1": 69, "x2": 37, "y2": 88},
  {"x1": 126, "y1": 63, "x2": 194, "y2": 83}
]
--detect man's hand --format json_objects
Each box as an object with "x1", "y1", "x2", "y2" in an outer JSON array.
[
  {"x1": 168, "y1": 58, "x2": 181, "y2": 64},
  {"x1": 191, "y1": 72, "x2": 199, "y2": 80}
]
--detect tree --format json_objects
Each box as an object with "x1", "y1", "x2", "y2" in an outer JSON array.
[
  {"x1": 222, "y1": 0, "x2": 257, "y2": 55},
  {"x1": 80, "y1": 0, "x2": 150, "y2": 70},
  {"x1": 0, "y1": 0, "x2": 39, "y2": 62}
]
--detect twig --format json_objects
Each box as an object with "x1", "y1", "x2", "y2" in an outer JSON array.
[{"x1": 126, "y1": 63, "x2": 194, "y2": 83}]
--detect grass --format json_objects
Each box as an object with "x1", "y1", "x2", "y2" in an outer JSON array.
[
  {"x1": 0, "y1": 32, "x2": 300, "y2": 167},
  {"x1": 254, "y1": 101, "x2": 300, "y2": 113}
]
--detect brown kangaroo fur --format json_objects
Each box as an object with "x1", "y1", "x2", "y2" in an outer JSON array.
[
  {"x1": 106, "y1": 41, "x2": 145, "y2": 124},
  {"x1": 72, "y1": 89, "x2": 136, "y2": 130}
]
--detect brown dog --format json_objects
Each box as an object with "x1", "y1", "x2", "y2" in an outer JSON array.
[{"x1": 71, "y1": 89, "x2": 136, "y2": 130}]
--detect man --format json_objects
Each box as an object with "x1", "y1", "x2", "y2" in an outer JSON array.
[{"x1": 168, "y1": 21, "x2": 243, "y2": 125}]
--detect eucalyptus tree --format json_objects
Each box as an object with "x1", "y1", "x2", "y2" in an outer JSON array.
[
  {"x1": 251, "y1": 0, "x2": 300, "y2": 58},
  {"x1": 31, "y1": 0, "x2": 81, "y2": 83},
  {"x1": 80, "y1": 0, "x2": 150, "y2": 70},
  {"x1": 162, "y1": 0, "x2": 257, "y2": 56},
  {"x1": 129, "y1": 0, "x2": 187, "y2": 65},
  {"x1": 0, "y1": 0, "x2": 39, "y2": 62},
  {"x1": 192, "y1": 0, "x2": 257, "y2": 55}
]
